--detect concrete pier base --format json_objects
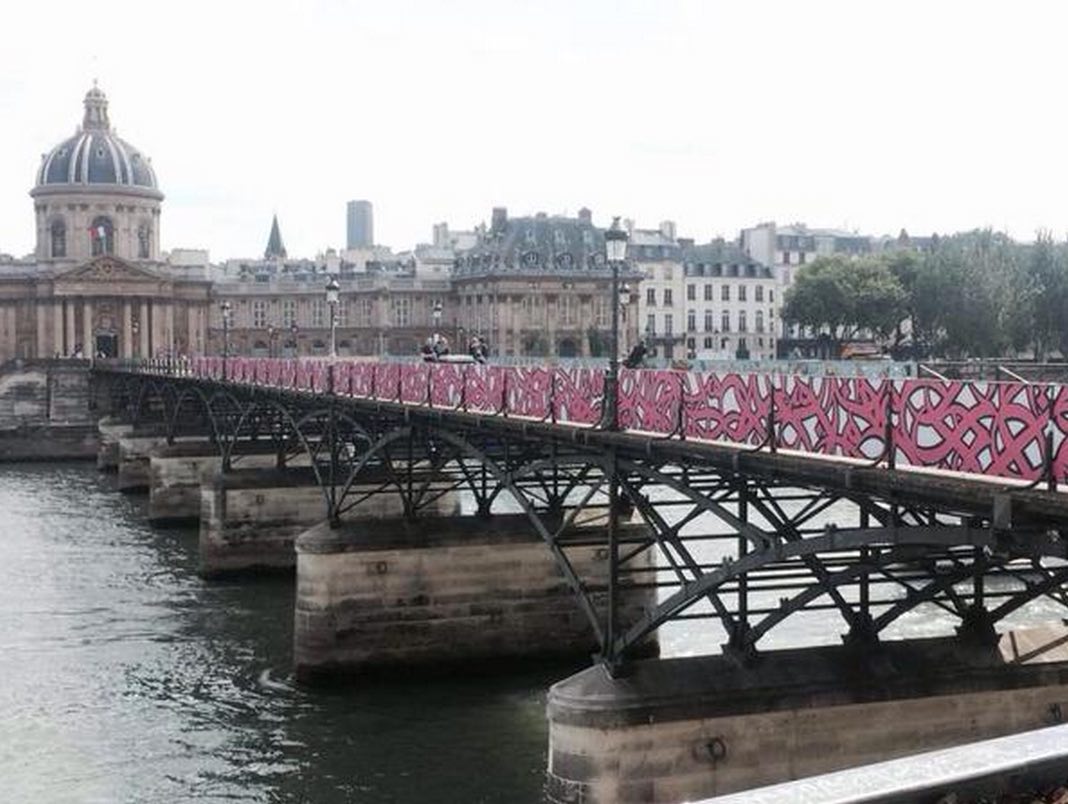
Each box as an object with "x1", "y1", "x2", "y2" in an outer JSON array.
[
  {"x1": 545, "y1": 627, "x2": 1068, "y2": 804},
  {"x1": 199, "y1": 468, "x2": 459, "y2": 578},
  {"x1": 96, "y1": 419, "x2": 134, "y2": 472},
  {"x1": 293, "y1": 514, "x2": 657, "y2": 682},
  {"x1": 116, "y1": 434, "x2": 174, "y2": 493},
  {"x1": 147, "y1": 444, "x2": 302, "y2": 525}
]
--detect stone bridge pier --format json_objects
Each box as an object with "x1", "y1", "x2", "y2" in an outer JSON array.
[
  {"x1": 293, "y1": 512, "x2": 657, "y2": 683},
  {"x1": 199, "y1": 466, "x2": 461, "y2": 578}
]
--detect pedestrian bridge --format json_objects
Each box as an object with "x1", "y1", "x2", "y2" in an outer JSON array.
[{"x1": 90, "y1": 357, "x2": 1068, "y2": 802}]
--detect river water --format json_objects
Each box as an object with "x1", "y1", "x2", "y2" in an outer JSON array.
[{"x1": 1, "y1": 462, "x2": 1064, "y2": 803}]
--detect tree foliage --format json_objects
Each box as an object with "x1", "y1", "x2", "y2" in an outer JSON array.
[{"x1": 782, "y1": 229, "x2": 1068, "y2": 359}]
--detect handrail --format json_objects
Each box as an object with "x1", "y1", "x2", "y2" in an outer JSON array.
[{"x1": 93, "y1": 357, "x2": 1067, "y2": 490}]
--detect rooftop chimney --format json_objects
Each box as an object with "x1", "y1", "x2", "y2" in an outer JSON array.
[
  {"x1": 491, "y1": 207, "x2": 508, "y2": 232},
  {"x1": 578, "y1": 207, "x2": 592, "y2": 224}
]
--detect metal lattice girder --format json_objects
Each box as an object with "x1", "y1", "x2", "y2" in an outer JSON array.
[{"x1": 92, "y1": 366, "x2": 1068, "y2": 666}]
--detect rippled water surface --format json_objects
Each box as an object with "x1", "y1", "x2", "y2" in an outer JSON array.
[
  {"x1": 2, "y1": 462, "x2": 1064, "y2": 803},
  {"x1": 0, "y1": 463, "x2": 557, "y2": 803}
]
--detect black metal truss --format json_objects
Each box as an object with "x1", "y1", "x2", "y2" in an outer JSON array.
[{"x1": 93, "y1": 368, "x2": 1068, "y2": 675}]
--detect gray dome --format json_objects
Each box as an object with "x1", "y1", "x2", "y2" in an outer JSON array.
[{"x1": 36, "y1": 86, "x2": 158, "y2": 191}]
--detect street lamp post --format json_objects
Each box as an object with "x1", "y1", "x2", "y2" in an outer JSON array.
[
  {"x1": 601, "y1": 217, "x2": 629, "y2": 431},
  {"x1": 220, "y1": 300, "x2": 232, "y2": 358},
  {"x1": 131, "y1": 319, "x2": 140, "y2": 361},
  {"x1": 432, "y1": 298, "x2": 443, "y2": 334},
  {"x1": 326, "y1": 277, "x2": 340, "y2": 358}
]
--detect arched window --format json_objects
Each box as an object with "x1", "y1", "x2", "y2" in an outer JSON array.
[
  {"x1": 50, "y1": 219, "x2": 66, "y2": 258},
  {"x1": 90, "y1": 216, "x2": 114, "y2": 256},
  {"x1": 137, "y1": 224, "x2": 152, "y2": 259}
]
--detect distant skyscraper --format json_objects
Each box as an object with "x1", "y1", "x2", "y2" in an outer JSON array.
[{"x1": 346, "y1": 200, "x2": 373, "y2": 249}]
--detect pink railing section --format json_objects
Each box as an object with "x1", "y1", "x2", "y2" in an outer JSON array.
[{"x1": 175, "y1": 358, "x2": 1067, "y2": 486}]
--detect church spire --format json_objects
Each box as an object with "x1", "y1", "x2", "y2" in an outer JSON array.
[
  {"x1": 82, "y1": 82, "x2": 110, "y2": 131},
  {"x1": 265, "y1": 214, "x2": 287, "y2": 259}
]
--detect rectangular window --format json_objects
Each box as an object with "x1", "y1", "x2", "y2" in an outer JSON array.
[
  {"x1": 739, "y1": 311, "x2": 748, "y2": 332},
  {"x1": 252, "y1": 300, "x2": 267, "y2": 328},
  {"x1": 646, "y1": 314, "x2": 655, "y2": 335},
  {"x1": 703, "y1": 310, "x2": 714, "y2": 332},
  {"x1": 361, "y1": 298, "x2": 374, "y2": 324},
  {"x1": 561, "y1": 296, "x2": 576, "y2": 326},
  {"x1": 311, "y1": 299, "x2": 326, "y2": 328},
  {"x1": 703, "y1": 336, "x2": 713, "y2": 348},
  {"x1": 336, "y1": 300, "x2": 347, "y2": 326},
  {"x1": 770, "y1": 289, "x2": 775, "y2": 303},
  {"x1": 782, "y1": 251, "x2": 791, "y2": 265},
  {"x1": 664, "y1": 314, "x2": 673, "y2": 336},
  {"x1": 721, "y1": 285, "x2": 730, "y2": 302},
  {"x1": 687, "y1": 310, "x2": 696, "y2": 332},
  {"x1": 687, "y1": 284, "x2": 695, "y2": 301},
  {"x1": 391, "y1": 296, "x2": 411, "y2": 327},
  {"x1": 663, "y1": 289, "x2": 673, "y2": 307},
  {"x1": 704, "y1": 285, "x2": 713, "y2": 301},
  {"x1": 756, "y1": 310, "x2": 764, "y2": 333},
  {"x1": 282, "y1": 299, "x2": 297, "y2": 327},
  {"x1": 686, "y1": 337, "x2": 695, "y2": 350},
  {"x1": 738, "y1": 285, "x2": 747, "y2": 302},
  {"x1": 593, "y1": 297, "x2": 608, "y2": 328},
  {"x1": 646, "y1": 288, "x2": 656, "y2": 306},
  {"x1": 721, "y1": 311, "x2": 730, "y2": 332},
  {"x1": 755, "y1": 286, "x2": 764, "y2": 302},
  {"x1": 799, "y1": 251, "x2": 807, "y2": 265}
]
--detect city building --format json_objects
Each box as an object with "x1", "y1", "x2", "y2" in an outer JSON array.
[
  {"x1": 451, "y1": 207, "x2": 640, "y2": 358},
  {"x1": 346, "y1": 200, "x2": 373, "y2": 249},
  {"x1": 209, "y1": 219, "x2": 452, "y2": 357},
  {"x1": 630, "y1": 221, "x2": 777, "y2": 361},
  {"x1": 0, "y1": 85, "x2": 211, "y2": 360}
]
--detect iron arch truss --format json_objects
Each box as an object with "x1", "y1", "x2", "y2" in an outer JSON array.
[{"x1": 91, "y1": 364, "x2": 1068, "y2": 674}]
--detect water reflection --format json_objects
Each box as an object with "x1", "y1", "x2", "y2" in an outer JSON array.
[{"x1": 0, "y1": 464, "x2": 557, "y2": 803}]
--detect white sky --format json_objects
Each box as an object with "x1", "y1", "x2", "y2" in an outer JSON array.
[{"x1": 3, "y1": 0, "x2": 1067, "y2": 260}]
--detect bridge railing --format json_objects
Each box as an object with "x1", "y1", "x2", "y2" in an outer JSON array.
[{"x1": 107, "y1": 357, "x2": 1068, "y2": 488}]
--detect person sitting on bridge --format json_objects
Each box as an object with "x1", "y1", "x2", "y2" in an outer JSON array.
[
  {"x1": 623, "y1": 340, "x2": 648, "y2": 369},
  {"x1": 432, "y1": 334, "x2": 450, "y2": 359},
  {"x1": 421, "y1": 338, "x2": 436, "y2": 362},
  {"x1": 469, "y1": 336, "x2": 488, "y2": 363}
]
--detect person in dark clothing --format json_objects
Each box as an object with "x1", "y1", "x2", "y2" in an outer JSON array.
[{"x1": 623, "y1": 340, "x2": 647, "y2": 369}]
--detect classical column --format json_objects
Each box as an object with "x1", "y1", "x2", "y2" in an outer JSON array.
[
  {"x1": 165, "y1": 302, "x2": 175, "y2": 356},
  {"x1": 53, "y1": 301, "x2": 63, "y2": 358},
  {"x1": 82, "y1": 299, "x2": 93, "y2": 356},
  {"x1": 186, "y1": 305, "x2": 198, "y2": 356},
  {"x1": 140, "y1": 300, "x2": 150, "y2": 357},
  {"x1": 35, "y1": 301, "x2": 48, "y2": 359},
  {"x1": 0, "y1": 304, "x2": 9, "y2": 360},
  {"x1": 65, "y1": 301, "x2": 76, "y2": 355},
  {"x1": 122, "y1": 301, "x2": 133, "y2": 359}
]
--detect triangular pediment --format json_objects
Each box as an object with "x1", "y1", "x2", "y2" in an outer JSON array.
[{"x1": 55, "y1": 255, "x2": 164, "y2": 283}]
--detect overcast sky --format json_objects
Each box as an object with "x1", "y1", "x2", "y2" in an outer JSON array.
[{"x1": 2, "y1": 0, "x2": 1067, "y2": 260}]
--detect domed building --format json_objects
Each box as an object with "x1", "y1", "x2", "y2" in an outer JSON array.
[{"x1": 0, "y1": 85, "x2": 210, "y2": 360}]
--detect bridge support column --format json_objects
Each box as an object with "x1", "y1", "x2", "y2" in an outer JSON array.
[
  {"x1": 199, "y1": 468, "x2": 460, "y2": 578},
  {"x1": 148, "y1": 443, "x2": 292, "y2": 525},
  {"x1": 96, "y1": 418, "x2": 134, "y2": 472},
  {"x1": 116, "y1": 433, "x2": 177, "y2": 493},
  {"x1": 546, "y1": 630, "x2": 1068, "y2": 803},
  {"x1": 293, "y1": 515, "x2": 657, "y2": 682}
]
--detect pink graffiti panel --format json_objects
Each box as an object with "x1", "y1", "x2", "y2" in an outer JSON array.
[
  {"x1": 553, "y1": 367, "x2": 603, "y2": 426},
  {"x1": 777, "y1": 376, "x2": 888, "y2": 459},
  {"x1": 174, "y1": 358, "x2": 1067, "y2": 485},
  {"x1": 894, "y1": 380, "x2": 1054, "y2": 480}
]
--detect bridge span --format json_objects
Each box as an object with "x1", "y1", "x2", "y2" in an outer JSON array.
[{"x1": 90, "y1": 357, "x2": 1068, "y2": 803}]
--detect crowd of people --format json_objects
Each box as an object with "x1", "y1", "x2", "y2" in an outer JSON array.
[
  {"x1": 421, "y1": 334, "x2": 489, "y2": 363},
  {"x1": 420, "y1": 335, "x2": 649, "y2": 367}
]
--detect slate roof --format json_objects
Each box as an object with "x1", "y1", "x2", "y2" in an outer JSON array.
[{"x1": 36, "y1": 86, "x2": 158, "y2": 191}]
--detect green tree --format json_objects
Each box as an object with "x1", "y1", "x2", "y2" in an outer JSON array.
[{"x1": 782, "y1": 255, "x2": 906, "y2": 349}]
